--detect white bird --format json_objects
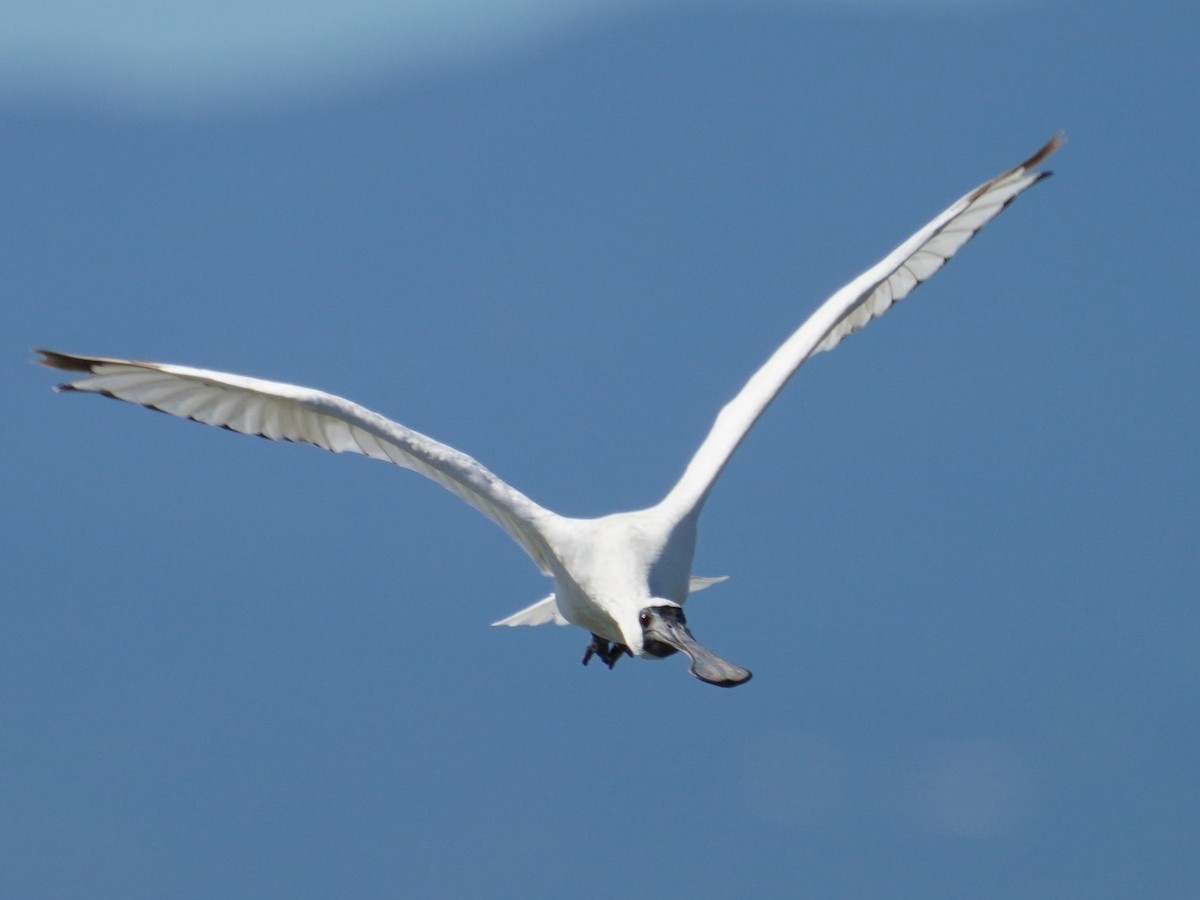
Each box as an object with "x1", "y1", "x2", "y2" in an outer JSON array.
[{"x1": 38, "y1": 136, "x2": 1060, "y2": 687}]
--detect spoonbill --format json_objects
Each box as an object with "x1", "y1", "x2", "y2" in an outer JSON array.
[{"x1": 38, "y1": 136, "x2": 1060, "y2": 687}]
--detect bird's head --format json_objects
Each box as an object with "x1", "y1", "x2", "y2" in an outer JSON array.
[{"x1": 630, "y1": 603, "x2": 752, "y2": 688}]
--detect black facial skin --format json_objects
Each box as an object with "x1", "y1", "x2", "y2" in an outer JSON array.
[{"x1": 638, "y1": 606, "x2": 752, "y2": 687}]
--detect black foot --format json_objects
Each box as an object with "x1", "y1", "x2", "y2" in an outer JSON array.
[{"x1": 581, "y1": 634, "x2": 630, "y2": 669}]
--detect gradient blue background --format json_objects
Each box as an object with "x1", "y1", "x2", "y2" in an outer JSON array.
[{"x1": 3, "y1": 1, "x2": 1197, "y2": 897}]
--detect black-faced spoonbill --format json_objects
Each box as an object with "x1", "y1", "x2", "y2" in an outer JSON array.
[{"x1": 38, "y1": 136, "x2": 1060, "y2": 687}]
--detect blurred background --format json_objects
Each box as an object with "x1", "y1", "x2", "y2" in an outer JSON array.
[{"x1": 3, "y1": 1, "x2": 1197, "y2": 897}]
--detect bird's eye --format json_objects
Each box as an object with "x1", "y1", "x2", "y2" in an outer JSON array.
[{"x1": 638, "y1": 612, "x2": 650, "y2": 628}]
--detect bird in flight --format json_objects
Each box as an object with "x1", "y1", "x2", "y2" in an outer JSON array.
[{"x1": 38, "y1": 136, "x2": 1060, "y2": 687}]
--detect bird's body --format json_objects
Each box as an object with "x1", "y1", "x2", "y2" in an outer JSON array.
[
  {"x1": 544, "y1": 508, "x2": 697, "y2": 639},
  {"x1": 39, "y1": 136, "x2": 1060, "y2": 686}
]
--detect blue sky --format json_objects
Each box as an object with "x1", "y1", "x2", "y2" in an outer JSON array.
[{"x1": 3, "y1": 1, "x2": 1197, "y2": 897}]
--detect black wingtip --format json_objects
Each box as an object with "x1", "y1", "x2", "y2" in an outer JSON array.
[
  {"x1": 34, "y1": 349, "x2": 93, "y2": 373},
  {"x1": 1023, "y1": 133, "x2": 1065, "y2": 172}
]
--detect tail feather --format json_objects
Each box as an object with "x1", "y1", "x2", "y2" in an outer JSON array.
[
  {"x1": 492, "y1": 594, "x2": 567, "y2": 628},
  {"x1": 492, "y1": 575, "x2": 729, "y2": 628}
]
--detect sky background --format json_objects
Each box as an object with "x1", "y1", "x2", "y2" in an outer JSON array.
[{"x1": 3, "y1": 1, "x2": 1197, "y2": 897}]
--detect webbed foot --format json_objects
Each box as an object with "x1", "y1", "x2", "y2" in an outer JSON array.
[{"x1": 581, "y1": 634, "x2": 630, "y2": 669}]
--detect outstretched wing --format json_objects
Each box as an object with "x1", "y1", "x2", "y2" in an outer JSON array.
[
  {"x1": 661, "y1": 135, "x2": 1061, "y2": 519},
  {"x1": 38, "y1": 350, "x2": 558, "y2": 573}
]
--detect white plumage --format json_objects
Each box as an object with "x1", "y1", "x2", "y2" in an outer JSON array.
[{"x1": 39, "y1": 136, "x2": 1060, "y2": 686}]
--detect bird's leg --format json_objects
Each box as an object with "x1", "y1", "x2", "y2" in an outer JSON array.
[
  {"x1": 581, "y1": 636, "x2": 601, "y2": 667},
  {"x1": 582, "y1": 635, "x2": 631, "y2": 669},
  {"x1": 606, "y1": 643, "x2": 631, "y2": 668}
]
